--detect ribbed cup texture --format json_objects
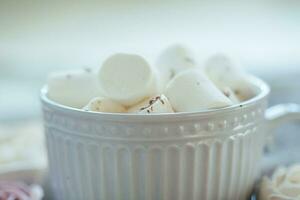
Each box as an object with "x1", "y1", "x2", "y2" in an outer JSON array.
[{"x1": 42, "y1": 98, "x2": 267, "y2": 200}]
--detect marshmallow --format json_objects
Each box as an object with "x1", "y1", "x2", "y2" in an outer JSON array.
[
  {"x1": 165, "y1": 69, "x2": 233, "y2": 112},
  {"x1": 138, "y1": 95, "x2": 174, "y2": 114},
  {"x1": 83, "y1": 97, "x2": 126, "y2": 113},
  {"x1": 228, "y1": 78, "x2": 255, "y2": 101},
  {"x1": 156, "y1": 44, "x2": 197, "y2": 89},
  {"x1": 221, "y1": 87, "x2": 240, "y2": 104},
  {"x1": 47, "y1": 68, "x2": 102, "y2": 108},
  {"x1": 204, "y1": 54, "x2": 254, "y2": 100},
  {"x1": 98, "y1": 53, "x2": 157, "y2": 106},
  {"x1": 204, "y1": 53, "x2": 244, "y2": 83}
]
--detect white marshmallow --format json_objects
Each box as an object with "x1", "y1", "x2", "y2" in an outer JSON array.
[
  {"x1": 47, "y1": 68, "x2": 102, "y2": 108},
  {"x1": 165, "y1": 69, "x2": 233, "y2": 112},
  {"x1": 138, "y1": 95, "x2": 174, "y2": 114},
  {"x1": 156, "y1": 44, "x2": 197, "y2": 89},
  {"x1": 221, "y1": 87, "x2": 240, "y2": 104},
  {"x1": 204, "y1": 53, "x2": 244, "y2": 83},
  {"x1": 98, "y1": 53, "x2": 157, "y2": 106},
  {"x1": 83, "y1": 97, "x2": 126, "y2": 113},
  {"x1": 204, "y1": 54, "x2": 254, "y2": 100}
]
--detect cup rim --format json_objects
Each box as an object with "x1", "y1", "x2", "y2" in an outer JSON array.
[{"x1": 40, "y1": 75, "x2": 270, "y2": 121}]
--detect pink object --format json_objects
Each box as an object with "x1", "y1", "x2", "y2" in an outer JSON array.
[{"x1": 0, "y1": 181, "x2": 43, "y2": 200}]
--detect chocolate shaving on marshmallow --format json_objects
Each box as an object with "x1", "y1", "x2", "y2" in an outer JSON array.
[
  {"x1": 127, "y1": 97, "x2": 153, "y2": 113},
  {"x1": 138, "y1": 94, "x2": 174, "y2": 114},
  {"x1": 165, "y1": 69, "x2": 233, "y2": 112}
]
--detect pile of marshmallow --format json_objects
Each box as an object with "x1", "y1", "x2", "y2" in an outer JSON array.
[{"x1": 47, "y1": 45, "x2": 254, "y2": 114}]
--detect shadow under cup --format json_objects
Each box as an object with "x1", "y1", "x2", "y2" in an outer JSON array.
[{"x1": 41, "y1": 76, "x2": 271, "y2": 200}]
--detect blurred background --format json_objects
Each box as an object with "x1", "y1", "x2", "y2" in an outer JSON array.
[
  {"x1": 1, "y1": 0, "x2": 300, "y2": 119},
  {"x1": 0, "y1": 0, "x2": 299, "y2": 195}
]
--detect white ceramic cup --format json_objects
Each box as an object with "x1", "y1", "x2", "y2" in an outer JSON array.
[{"x1": 40, "y1": 76, "x2": 300, "y2": 200}]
